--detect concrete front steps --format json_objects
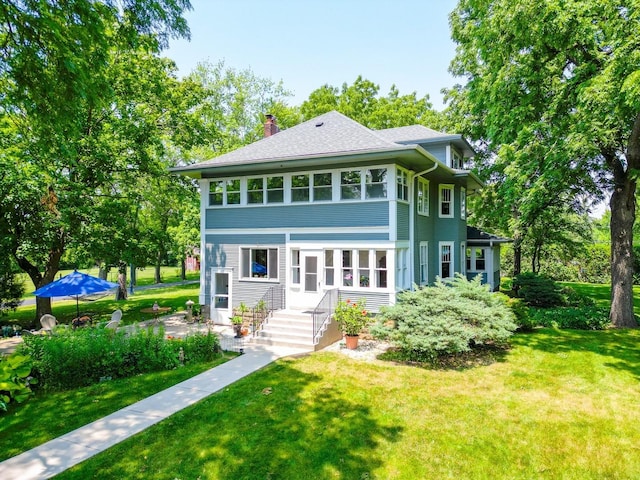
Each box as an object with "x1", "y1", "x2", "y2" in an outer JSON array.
[{"x1": 251, "y1": 309, "x2": 316, "y2": 350}]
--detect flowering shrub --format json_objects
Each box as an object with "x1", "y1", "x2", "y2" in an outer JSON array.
[{"x1": 333, "y1": 299, "x2": 370, "y2": 336}]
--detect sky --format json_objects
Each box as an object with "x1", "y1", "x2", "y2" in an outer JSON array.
[{"x1": 165, "y1": 0, "x2": 460, "y2": 109}]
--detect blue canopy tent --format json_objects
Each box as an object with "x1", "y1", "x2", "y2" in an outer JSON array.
[{"x1": 33, "y1": 270, "x2": 118, "y2": 319}]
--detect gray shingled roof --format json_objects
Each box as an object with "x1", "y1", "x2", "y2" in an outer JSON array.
[
  {"x1": 375, "y1": 125, "x2": 451, "y2": 143},
  {"x1": 184, "y1": 111, "x2": 408, "y2": 170},
  {"x1": 467, "y1": 226, "x2": 512, "y2": 244}
]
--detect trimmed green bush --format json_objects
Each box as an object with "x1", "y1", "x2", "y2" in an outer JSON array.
[
  {"x1": 529, "y1": 306, "x2": 611, "y2": 330},
  {"x1": 372, "y1": 275, "x2": 517, "y2": 360},
  {"x1": 500, "y1": 295, "x2": 536, "y2": 331},
  {"x1": 19, "y1": 327, "x2": 221, "y2": 391},
  {"x1": 512, "y1": 272, "x2": 566, "y2": 308}
]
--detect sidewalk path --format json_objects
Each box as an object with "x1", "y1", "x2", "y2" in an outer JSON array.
[{"x1": 0, "y1": 337, "x2": 309, "y2": 480}]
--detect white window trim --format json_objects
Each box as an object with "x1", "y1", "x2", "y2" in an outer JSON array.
[
  {"x1": 439, "y1": 184, "x2": 454, "y2": 219},
  {"x1": 239, "y1": 246, "x2": 279, "y2": 282},
  {"x1": 395, "y1": 247, "x2": 410, "y2": 291},
  {"x1": 417, "y1": 178, "x2": 430, "y2": 216},
  {"x1": 340, "y1": 168, "x2": 388, "y2": 202},
  {"x1": 439, "y1": 241, "x2": 454, "y2": 280},
  {"x1": 338, "y1": 248, "x2": 390, "y2": 290},
  {"x1": 396, "y1": 167, "x2": 409, "y2": 203},
  {"x1": 419, "y1": 241, "x2": 429, "y2": 286},
  {"x1": 461, "y1": 187, "x2": 466, "y2": 220},
  {"x1": 460, "y1": 242, "x2": 466, "y2": 275},
  {"x1": 467, "y1": 247, "x2": 487, "y2": 272}
]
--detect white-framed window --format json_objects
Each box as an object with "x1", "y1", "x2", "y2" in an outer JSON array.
[
  {"x1": 396, "y1": 247, "x2": 409, "y2": 290},
  {"x1": 419, "y1": 242, "x2": 429, "y2": 285},
  {"x1": 291, "y1": 249, "x2": 300, "y2": 285},
  {"x1": 358, "y1": 250, "x2": 370, "y2": 287},
  {"x1": 439, "y1": 242, "x2": 454, "y2": 279},
  {"x1": 313, "y1": 172, "x2": 332, "y2": 201},
  {"x1": 396, "y1": 168, "x2": 409, "y2": 202},
  {"x1": 452, "y1": 150, "x2": 463, "y2": 169},
  {"x1": 460, "y1": 242, "x2": 466, "y2": 275},
  {"x1": 267, "y1": 176, "x2": 284, "y2": 203},
  {"x1": 209, "y1": 178, "x2": 241, "y2": 206},
  {"x1": 375, "y1": 250, "x2": 388, "y2": 288},
  {"x1": 247, "y1": 177, "x2": 264, "y2": 204},
  {"x1": 340, "y1": 170, "x2": 362, "y2": 200},
  {"x1": 324, "y1": 249, "x2": 335, "y2": 286},
  {"x1": 466, "y1": 247, "x2": 486, "y2": 271},
  {"x1": 439, "y1": 184, "x2": 454, "y2": 218},
  {"x1": 291, "y1": 174, "x2": 310, "y2": 202},
  {"x1": 341, "y1": 250, "x2": 353, "y2": 286},
  {"x1": 365, "y1": 168, "x2": 387, "y2": 199},
  {"x1": 240, "y1": 247, "x2": 278, "y2": 281},
  {"x1": 417, "y1": 178, "x2": 430, "y2": 216},
  {"x1": 461, "y1": 187, "x2": 466, "y2": 219}
]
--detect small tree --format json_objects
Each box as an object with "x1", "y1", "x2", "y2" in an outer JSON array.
[{"x1": 372, "y1": 275, "x2": 516, "y2": 360}]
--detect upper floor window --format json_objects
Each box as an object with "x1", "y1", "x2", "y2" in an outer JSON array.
[
  {"x1": 340, "y1": 170, "x2": 362, "y2": 200},
  {"x1": 267, "y1": 176, "x2": 284, "y2": 203},
  {"x1": 452, "y1": 150, "x2": 463, "y2": 169},
  {"x1": 241, "y1": 247, "x2": 278, "y2": 281},
  {"x1": 209, "y1": 179, "x2": 240, "y2": 206},
  {"x1": 366, "y1": 168, "x2": 387, "y2": 199},
  {"x1": 247, "y1": 177, "x2": 264, "y2": 204},
  {"x1": 397, "y1": 169, "x2": 409, "y2": 202},
  {"x1": 439, "y1": 184, "x2": 454, "y2": 218},
  {"x1": 417, "y1": 178, "x2": 430, "y2": 216},
  {"x1": 313, "y1": 173, "x2": 332, "y2": 201},
  {"x1": 291, "y1": 174, "x2": 310, "y2": 202},
  {"x1": 461, "y1": 187, "x2": 466, "y2": 219}
]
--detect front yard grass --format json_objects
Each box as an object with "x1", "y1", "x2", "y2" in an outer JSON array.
[
  {"x1": 0, "y1": 354, "x2": 235, "y2": 462},
  {"x1": 54, "y1": 327, "x2": 640, "y2": 480}
]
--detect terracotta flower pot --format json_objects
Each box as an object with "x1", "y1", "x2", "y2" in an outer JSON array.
[{"x1": 345, "y1": 335, "x2": 359, "y2": 350}]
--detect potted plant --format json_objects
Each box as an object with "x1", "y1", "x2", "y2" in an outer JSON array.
[
  {"x1": 231, "y1": 315, "x2": 243, "y2": 338},
  {"x1": 333, "y1": 298, "x2": 370, "y2": 349}
]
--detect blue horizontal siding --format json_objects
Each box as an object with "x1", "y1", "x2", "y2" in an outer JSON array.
[
  {"x1": 205, "y1": 234, "x2": 286, "y2": 245},
  {"x1": 397, "y1": 203, "x2": 410, "y2": 241},
  {"x1": 205, "y1": 202, "x2": 389, "y2": 229},
  {"x1": 290, "y1": 233, "x2": 389, "y2": 241}
]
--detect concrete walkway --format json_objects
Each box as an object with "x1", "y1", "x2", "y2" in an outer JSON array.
[{"x1": 0, "y1": 319, "x2": 310, "y2": 479}]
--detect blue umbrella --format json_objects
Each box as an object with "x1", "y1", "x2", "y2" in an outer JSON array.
[{"x1": 33, "y1": 270, "x2": 118, "y2": 319}]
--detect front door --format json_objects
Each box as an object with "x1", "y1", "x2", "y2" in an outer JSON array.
[
  {"x1": 300, "y1": 251, "x2": 323, "y2": 307},
  {"x1": 211, "y1": 268, "x2": 232, "y2": 323}
]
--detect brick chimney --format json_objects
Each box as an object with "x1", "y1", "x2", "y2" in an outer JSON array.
[{"x1": 264, "y1": 114, "x2": 279, "y2": 137}]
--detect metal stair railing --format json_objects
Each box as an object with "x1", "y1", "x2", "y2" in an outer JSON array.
[
  {"x1": 312, "y1": 289, "x2": 339, "y2": 345},
  {"x1": 252, "y1": 284, "x2": 286, "y2": 337}
]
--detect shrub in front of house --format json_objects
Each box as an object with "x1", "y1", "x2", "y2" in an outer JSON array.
[
  {"x1": 371, "y1": 274, "x2": 517, "y2": 361},
  {"x1": 19, "y1": 327, "x2": 221, "y2": 391},
  {"x1": 512, "y1": 272, "x2": 567, "y2": 308},
  {"x1": 500, "y1": 295, "x2": 536, "y2": 331},
  {"x1": 528, "y1": 306, "x2": 611, "y2": 330}
]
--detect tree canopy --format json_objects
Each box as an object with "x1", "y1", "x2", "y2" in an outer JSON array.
[{"x1": 447, "y1": 0, "x2": 640, "y2": 327}]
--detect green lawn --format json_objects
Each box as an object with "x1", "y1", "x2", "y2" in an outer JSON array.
[
  {"x1": 1, "y1": 283, "x2": 201, "y2": 330},
  {"x1": 0, "y1": 355, "x2": 235, "y2": 462},
  {"x1": 49, "y1": 328, "x2": 640, "y2": 480},
  {"x1": 562, "y1": 281, "x2": 640, "y2": 315}
]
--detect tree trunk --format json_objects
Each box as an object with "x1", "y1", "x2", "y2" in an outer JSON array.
[
  {"x1": 180, "y1": 258, "x2": 186, "y2": 281},
  {"x1": 512, "y1": 235, "x2": 523, "y2": 277},
  {"x1": 608, "y1": 115, "x2": 640, "y2": 328},
  {"x1": 154, "y1": 251, "x2": 162, "y2": 284}
]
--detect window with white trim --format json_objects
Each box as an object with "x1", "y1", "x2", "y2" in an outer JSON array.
[
  {"x1": 466, "y1": 247, "x2": 486, "y2": 271},
  {"x1": 439, "y1": 242, "x2": 454, "y2": 279},
  {"x1": 358, "y1": 250, "x2": 370, "y2": 287},
  {"x1": 461, "y1": 187, "x2": 466, "y2": 219},
  {"x1": 291, "y1": 249, "x2": 300, "y2": 285},
  {"x1": 460, "y1": 242, "x2": 466, "y2": 275},
  {"x1": 417, "y1": 178, "x2": 430, "y2": 216},
  {"x1": 396, "y1": 248, "x2": 410, "y2": 290},
  {"x1": 240, "y1": 247, "x2": 278, "y2": 280},
  {"x1": 396, "y1": 169, "x2": 409, "y2": 202},
  {"x1": 452, "y1": 150, "x2": 463, "y2": 169},
  {"x1": 267, "y1": 176, "x2": 284, "y2": 203},
  {"x1": 342, "y1": 250, "x2": 353, "y2": 286},
  {"x1": 365, "y1": 168, "x2": 387, "y2": 199},
  {"x1": 324, "y1": 250, "x2": 335, "y2": 286},
  {"x1": 209, "y1": 179, "x2": 241, "y2": 206},
  {"x1": 291, "y1": 174, "x2": 310, "y2": 202},
  {"x1": 419, "y1": 242, "x2": 429, "y2": 285},
  {"x1": 247, "y1": 177, "x2": 264, "y2": 204},
  {"x1": 375, "y1": 250, "x2": 387, "y2": 288},
  {"x1": 313, "y1": 173, "x2": 332, "y2": 201},
  {"x1": 439, "y1": 184, "x2": 454, "y2": 218}
]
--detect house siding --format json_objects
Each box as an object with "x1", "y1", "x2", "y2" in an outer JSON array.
[
  {"x1": 205, "y1": 202, "x2": 389, "y2": 230},
  {"x1": 338, "y1": 290, "x2": 391, "y2": 313},
  {"x1": 396, "y1": 202, "x2": 410, "y2": 241},
  {"x1": 204, "y1": 234, "x2": 286, "y2": 309},
  {"x1": 290, "y1": 233, "x2": 388, "y2": 241},
  {"x1": 423, "y1": 144, "x2": 447, "y2": 164}
]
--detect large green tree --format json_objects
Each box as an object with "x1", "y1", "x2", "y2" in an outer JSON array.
[
  {"x1": 0, "y1": 1, "x2": 193, "y2": 320},
  {"x1": 448, "y1": 0, "x2": 640, "y2": 327},
  {"x1": 301, "y1": 76, "x2": 444, "y2": 129}
]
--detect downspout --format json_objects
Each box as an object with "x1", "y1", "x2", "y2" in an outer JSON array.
[{"x1": 410, "y1": 162, "x2": 439, "y2": 289}]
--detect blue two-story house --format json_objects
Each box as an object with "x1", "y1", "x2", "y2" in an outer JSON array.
[{"x1": 173, "y1": 111, "x2": 506, "y2": 346}]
